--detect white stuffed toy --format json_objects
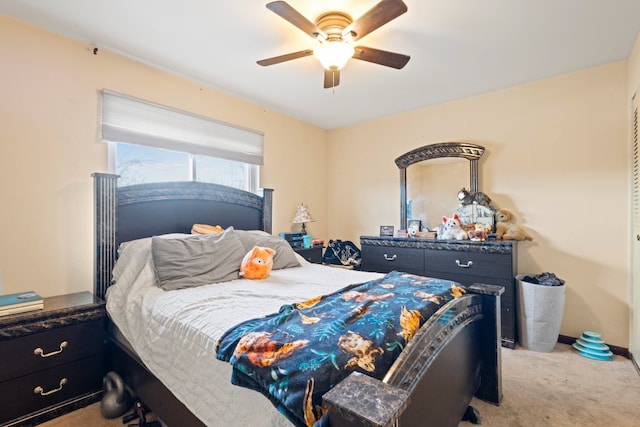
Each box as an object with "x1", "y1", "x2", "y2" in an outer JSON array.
[{"x1": 440, "y1": 214, "x2": 468, "y2": 240}]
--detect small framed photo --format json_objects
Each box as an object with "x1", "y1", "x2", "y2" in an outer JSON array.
[
  {"x1": 379, "y1": 225, "x2": 394, "y2": 237},
  {"x1": 407, "y1": 219, "x2": 422, "y2": 232}
]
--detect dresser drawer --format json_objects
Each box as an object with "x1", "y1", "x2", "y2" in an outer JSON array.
[
  {"x1": 0, "y1": 354, "x2": 103, "y2": 424},
  {"x1": 0, "y1": 319, "x2": 104, "y2": 383},
  {"x1": 424, "y1": 249, "x2": 512, "y2": 280},
  {"x1": 362, "y1": 245, "x2": 424, "y2": 274}
]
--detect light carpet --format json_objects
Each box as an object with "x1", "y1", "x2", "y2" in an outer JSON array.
[{"x1": 40, "y1": 343, "x2": 640, "y2": 427}]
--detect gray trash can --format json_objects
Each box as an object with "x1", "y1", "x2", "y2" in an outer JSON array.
[{"x1": 516, "y1": 273, "x2": 566, "y2": 352}]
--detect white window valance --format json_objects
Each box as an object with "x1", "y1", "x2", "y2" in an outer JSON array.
[{"x1": 101, "y1": 90, "x2": 264, "y2": 165}]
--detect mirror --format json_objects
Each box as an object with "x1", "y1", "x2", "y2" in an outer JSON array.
[
  {"x1": 406, "y1": 157, "x2": 470, "y2": 230},
  {"x1": 396, "y1": 142, "x2": 493, "y2": 234}
]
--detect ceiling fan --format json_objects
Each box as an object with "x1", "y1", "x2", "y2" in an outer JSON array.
[{"x1": 257, "y1": 0, "x2": 410, "y2": 89}]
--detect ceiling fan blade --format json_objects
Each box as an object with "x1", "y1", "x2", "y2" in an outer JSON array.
[
  {"x1": 324, "y1": 68, "x2": 341, "y2": 89},
  {"x1": 266, "y1": 1, "x2": 326, "y2": 39},
  {"x1": 353, "y1": 46, "x2": 410, "y2": 69},
  {"x1": 257, "y1": 49, "x2": 314, "y2": 66},
  {"x1": 343, "y1": 0, "x2": 407, "y2": 41}
]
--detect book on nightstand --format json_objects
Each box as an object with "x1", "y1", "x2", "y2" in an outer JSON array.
[
  {"x1": 279, "y1": 232, "x2": 306, "y2": 248},
  {"x1": 0, "y1": 291, "x2": 44, "y2": 317}
]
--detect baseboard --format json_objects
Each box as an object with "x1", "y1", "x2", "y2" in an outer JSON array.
[{"x1": 558, "y1": 334, "x2": 630, "y2": 358}]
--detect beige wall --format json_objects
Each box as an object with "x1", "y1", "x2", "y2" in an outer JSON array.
[
  {"x1": 328, "y1": 62, "x2": 631, "y2": 347},
  {"x1": 0, "y1": 15, "x2": 328, "y2": 297}
]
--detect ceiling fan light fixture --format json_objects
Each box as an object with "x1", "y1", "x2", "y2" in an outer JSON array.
[{"x1": 313, "y1": 41, "x2": 354, "y2": 70}]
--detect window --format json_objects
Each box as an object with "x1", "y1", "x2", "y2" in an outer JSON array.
[
  {"x1": 101, "y1": 90, "x2": 263, "y2": 191},
  {"x1": 111, "y1": 142, "x2": 258, "y2": 190}
]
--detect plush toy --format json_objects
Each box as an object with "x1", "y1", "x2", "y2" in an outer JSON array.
[
  {"x1": 191, "y1": 224, "x2": 224, "y2": 235},
  {"x1": 457, "y1": 188, "x2": 474, "y2": 205},
  {"x1": 495, "y1": 209, "x2": 533, "y2": 241},
  {"x1": 439, "y1": 214, "x2": 468, "y2": 240},
  {"x1": 240, "y1": 246, "x2": 276, "y2": 280},
  {"x1": 457, "y1": 188, "x2": 495, "y2": 209}
]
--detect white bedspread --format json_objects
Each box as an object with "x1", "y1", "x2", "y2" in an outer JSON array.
[{"x1": 106, "y1": 236, "x2": 382, "y2": 427}]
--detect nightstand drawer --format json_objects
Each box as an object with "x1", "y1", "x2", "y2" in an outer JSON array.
[
  {"x1": 0, "y1": 319, "x2": 103, "y2": 383},
  {"x1": 424, "y1": 249, "x2": 512, "y2": 280},
  {"x1": 295, "y1": 246, "x2": 323, "y2": 264},
  {"x1": 362, "y1": 245, "x2": 424, "y2": 274},
  {"x1": 0, "y1": 354, "x2": 103, "y2": 424}
]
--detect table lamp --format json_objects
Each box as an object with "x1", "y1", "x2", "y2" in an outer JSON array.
[{"x1": 293, "y1": 203, "x2": 315, "y2": 234}]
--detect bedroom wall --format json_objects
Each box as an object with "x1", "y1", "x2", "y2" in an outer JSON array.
[
  {"x1": 327, "y1": 62, "x2": 631, "y2": 348},
  {"x1": 0, "y1": 15, "x2": 328, "y2": 297}
]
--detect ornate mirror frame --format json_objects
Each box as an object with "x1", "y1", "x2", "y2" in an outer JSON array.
[{"x1": 395, "y1": 142, "x2": 485, "y2": 230}]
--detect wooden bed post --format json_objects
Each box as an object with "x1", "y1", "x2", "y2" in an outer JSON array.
[
  {"x1": 93, "y1": 173, "x2": 119, "y2": 301},
  {"x1": 469, "y1": 283, "x2": 504, "y2": 405}
]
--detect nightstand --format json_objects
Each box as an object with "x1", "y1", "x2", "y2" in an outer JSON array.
[
  {"x1": 294, "y1": 246, "x2": 324, "y2": 264},
  {"x1": 0, "y1": 292, "x2": 106, "y2": 426}
]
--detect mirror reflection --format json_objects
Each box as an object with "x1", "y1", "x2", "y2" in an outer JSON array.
[{"x1": 406, "y1": 158, "x2": 469, "y2": 230}]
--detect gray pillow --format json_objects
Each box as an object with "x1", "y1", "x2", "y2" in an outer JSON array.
[
  {"x1": 151, "y1": 228, "x2": 245, "y2": 290},
  {"x1": 235, "y1": 230, "x2": 300, "y2": 270}
]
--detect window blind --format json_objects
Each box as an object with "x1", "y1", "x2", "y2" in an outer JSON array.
[{"x1": 101, "y1": 90, "x2": 264, "y2": 165}]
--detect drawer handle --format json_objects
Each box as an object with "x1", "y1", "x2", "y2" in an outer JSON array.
[
  {"x1": 455, "y1": 260, "x2": 473, "y2": 268},
  {"x1": 34, "y1": 378, "x2": 68, "y2": 396},
  {"x1": 34, "y1": 341, "x2": 68, "y2": 358},
  {"x1": 383, "y1": 254, "x2": 397, "y2": 261}
]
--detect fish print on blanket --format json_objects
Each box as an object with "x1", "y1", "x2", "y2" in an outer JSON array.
[{"x1": 215, "y1": 271, "x2": 466, "y2": 427}]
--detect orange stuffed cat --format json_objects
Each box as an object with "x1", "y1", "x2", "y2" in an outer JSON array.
[
  {"x1": 191, "y1": 224, "x2": 224, "y2": 235},
  {"x1": 240, "y1": 246, "x2": 276, "y2": 280}
]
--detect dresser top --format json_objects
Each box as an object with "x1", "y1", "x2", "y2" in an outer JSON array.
[
  {"x1": 0, "y1": 292, "x2": 105, "y2": 340},
  {"x1": 360, "y1": 235, "x2": 515, "y2": 254}
]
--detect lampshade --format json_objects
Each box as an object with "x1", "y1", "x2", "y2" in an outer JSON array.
[
  {"x1": 293, "y1": 203, "x2": 315, "y2": 224},
  {"x1": 313, "y1": 41, "x2": 354, "y2": 70}
]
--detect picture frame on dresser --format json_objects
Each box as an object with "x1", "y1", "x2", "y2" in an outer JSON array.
[{"x1": 379, "y1": 225, "x2": 394, "y2": 237}]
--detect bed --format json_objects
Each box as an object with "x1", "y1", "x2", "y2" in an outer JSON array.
[{"x1": 93, "y1": 173, "x2": 503, "y2": 427}]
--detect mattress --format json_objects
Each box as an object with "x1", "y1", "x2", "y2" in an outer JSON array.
[{"x1": 105, "y1": 236, "x2": 382, "y2": 426}]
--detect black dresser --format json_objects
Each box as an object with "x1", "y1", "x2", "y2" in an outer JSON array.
[
  {"x1": 0, "y1": 292, "x2": 106, "y2": 426},
  {"x1": 360, "y1": 236, "x2": 517, "y2": 348}
]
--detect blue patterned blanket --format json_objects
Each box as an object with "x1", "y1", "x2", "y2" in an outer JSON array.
[{"x1": 215, "y1": 271, "x2": 466, "y2": 427}]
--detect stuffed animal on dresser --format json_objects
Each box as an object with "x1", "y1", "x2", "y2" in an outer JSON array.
[
  {"x1": 240, "y1": 246, "x2": 276, "y2": 279},
  {"x1": 495, "y1": 209, "x2": 533, "y2": 241},
  {"x1": 439, "y1": 214, "x2": 468, "y2": 240}
]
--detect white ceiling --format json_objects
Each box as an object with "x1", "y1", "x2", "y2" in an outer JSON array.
[{"x1": 2, "y1": 0, "x2": 640, "y2": 129}]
